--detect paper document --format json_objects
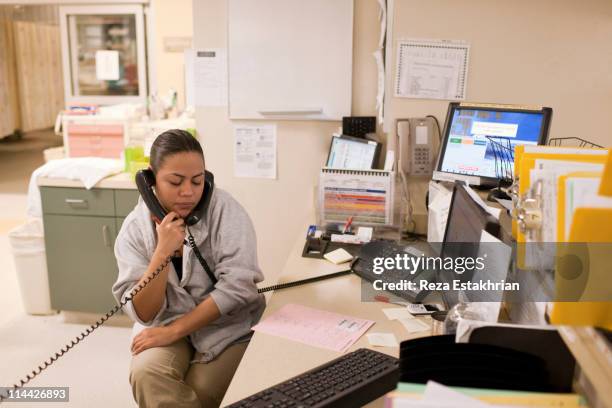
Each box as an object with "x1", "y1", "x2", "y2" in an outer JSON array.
[
  {"x1": 374, "y1": 0, "x2": 386, "y2": 124},
  {"x1": 523, "y1": 159, "x2": 604, "y2": 270},
  {"x1": 494, "y1": 198, "x2": 513, "y2": 212},
  {"x1": 391, "y1": 382, "x2": 584, "y2": 407},
  {"x1": 252, "y1": 304, "x2": 374, "y2": 352},
  {"x1": 383, "y1": 308, "x2": 414, "y2": 320},
  {"x1": 234, "y1": 125, "x2": 277, "y2": 179},
  {"x1": 463, "y1": 184, "x2": 500, "y2": 219},
  {"x1": 423, "y1": 381, "x2": 490, "y2": 407},
  {"x1": 427, "y1": 181, "x2": 453, "y2": 242},
  {"x1": 366, "y1": 332, "x2": 398, "y2": 347},
  {"x1": 563, "y1": 176, "x2": 612, "y2": 240},
  {"x1": 387, "y1": 381, "x2": 491, "y2": 407},
  {"x1": 186, "y1": 48, "x2": 228, "y2": 107},
  {"x1": 394, "y1": 39, "x2": 470, "y2": 100},
  {"x1": 398, "y1": 318, "x2": 430, "y2": 333},
  {"x1": 374, "y1": 49, "x2": 385, "y2": 124},
  {"x1": 95, "y1": 50, "x2": 120, "y2": 81},
  {"x1": 531, "y1": 159, "x2": 603, "y2": 242},
  {"x1": 454, "y1": 229, "x2": 511, "y2": 323}
]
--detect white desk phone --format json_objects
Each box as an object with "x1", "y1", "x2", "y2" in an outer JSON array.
[{"x1": 396, "y1": 117, "x2": 440, "y2": 176}]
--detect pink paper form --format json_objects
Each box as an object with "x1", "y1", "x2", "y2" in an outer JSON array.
[{"x1": 252, "y1": 303, "x2": 375, "y2": 352}]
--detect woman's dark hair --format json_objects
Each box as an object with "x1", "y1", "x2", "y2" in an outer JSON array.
[{"x1": 149, "y1": 129, "x2": 204, "y2": 173}]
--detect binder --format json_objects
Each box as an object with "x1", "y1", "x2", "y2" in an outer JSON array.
[
  {"x1": 511, "y1": 146, "x2": 609, "y2": 271},
  {"x1": 514, "y1": 149, "x2": 609, "y2": 240},
  {"x1": 550, "y1": 151, "x2": 612, "y2": 329},
  {"x1": 512, "y1": 145, "x2": 609, "y2": 240}
]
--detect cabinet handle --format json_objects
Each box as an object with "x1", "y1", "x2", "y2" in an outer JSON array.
[
  {"x1": 102, "y1": 225, "x2": 111, "y2": 247},
  {"x1": 65, "y1": 198, "x2": 88, "y2": 208}
]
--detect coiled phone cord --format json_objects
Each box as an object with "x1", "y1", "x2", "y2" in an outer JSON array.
[
  {"x1": 0, "y1": 255, "x2": 173, "y2": 403},
  {"x1": 0, "y1": 239, "x2": 355, "y2": 404},
  {"x1": 257, "y1": 269, "x2": 352, "y2": 293},
  {"x1": 185, "y1": 225, "x2": 354, "y2": 294}
]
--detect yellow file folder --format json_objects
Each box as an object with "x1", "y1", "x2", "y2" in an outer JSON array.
[
  {"x1": 550, "y1": 152, "x2": 612, "y2": 329},
  {"x1": 513, "y1": 147, "x2": 609, "y2": 242}
]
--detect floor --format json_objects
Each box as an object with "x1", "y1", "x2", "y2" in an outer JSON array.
[
  {"x1": 0, "y1": 129, "x2": 63, "y2": 193},
  {"x1": 0, "y1": 130, "x2": 136, "y2": 407}
]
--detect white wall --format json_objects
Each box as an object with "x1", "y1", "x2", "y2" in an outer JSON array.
[
  {"x1": 386, "y1": 0, "x2": 612, "y2": 149},
  {"x1": 193, "y1": 0, "x2": 612, "y2": 285},
  {"x1": 192, "y1": 0, "x2": 382, "y2": 286},
  {"x1": 149, "y1": 0, "x2": 192, "y2": 109}
]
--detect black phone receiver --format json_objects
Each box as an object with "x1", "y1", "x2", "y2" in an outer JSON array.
[{"x1": 135, "y1": 168, "x2": 215, "y2": 226}]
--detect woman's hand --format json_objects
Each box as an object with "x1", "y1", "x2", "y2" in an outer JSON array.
[
  {"x1": 131, "y1": 326, "x2": 180, "y2": 355},
  {"x1": 154, "y1": 211, "x2": 185, "y2": 258}
]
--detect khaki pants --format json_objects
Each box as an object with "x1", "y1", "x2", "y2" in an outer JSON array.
[{"x1": 129, "y1": 338, "x2": 248, "y2": 408}]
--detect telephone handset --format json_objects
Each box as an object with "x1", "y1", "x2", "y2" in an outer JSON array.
[
  {"x1": 396, "y1": 117, "x2": 440, "y2": 176},
  {"x1": 135, "y1": 168, "x2": 215, "y2": 226},
  {"x1": 135, "y1": 167, "x2": 218, "y2": 285}
]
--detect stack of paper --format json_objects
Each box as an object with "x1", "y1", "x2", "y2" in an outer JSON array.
[{"x1": 386, "y1": 381, "x2": 584, "y2": 407}]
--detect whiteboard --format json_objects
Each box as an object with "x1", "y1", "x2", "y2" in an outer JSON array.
[{"x1": 228, "y1": 0, "x2": 353, "y2": 121}]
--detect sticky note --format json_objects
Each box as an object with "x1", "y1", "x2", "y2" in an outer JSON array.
[
  {"x1": 383, "y1": 308, "x2": 414, "y2": 320},
  {"x1": 367, "y1": 332, "x2": 399, "y2": 347},
  {"x1": 323, "y1": 248, "x2": 353, "y2": 264}
]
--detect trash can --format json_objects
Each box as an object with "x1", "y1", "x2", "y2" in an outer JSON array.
[{"x1": 8, "y1": 219, "x2": 55, "y2": 315}]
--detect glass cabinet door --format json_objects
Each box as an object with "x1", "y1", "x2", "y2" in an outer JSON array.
[{"x1": 60, "y1": 5, "x2": 147, "y2": 105}]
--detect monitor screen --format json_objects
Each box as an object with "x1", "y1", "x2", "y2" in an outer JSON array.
[
  {"x1": 439, "y1": 182, "x2": 501, "y2": 309},
  {"x1": 326, "y1": 135, "x2": 381, "y2": 170},
  {"x1": 436, "y1": 103, "x2": 552, "y2": 181}
]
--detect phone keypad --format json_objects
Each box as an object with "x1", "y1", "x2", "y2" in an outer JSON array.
[{"x1": 413, "y1": 148, "x2": 430, "y2": 175}]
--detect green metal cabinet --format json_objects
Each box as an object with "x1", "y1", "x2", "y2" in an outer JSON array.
[
  {"x1": 41, "y1": 186, "x2": 139, "y2": 313},
  {"x1": 44, "y1": 214, "x2": 118, "y2": 313},
  {"x1": 115, "y1": 189, "x2": 139, "y2": 233}
]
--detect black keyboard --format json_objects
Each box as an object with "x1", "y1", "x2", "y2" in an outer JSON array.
[
  {"x1": 226, "y1": 348, "x2": 399, "y2": 408},
  {"x1": 352, "y1": 241, "x2": 433, "y2": 303}
]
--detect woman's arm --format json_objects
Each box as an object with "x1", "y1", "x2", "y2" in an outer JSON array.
[
  {"x1": 131, "y1": 296, "x2": 220, "y2": 355},
  {"x1": 167, "y1": 296, "x2": 221, "y2": 338}
]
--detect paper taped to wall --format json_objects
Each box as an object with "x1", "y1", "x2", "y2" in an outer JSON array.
[
  {"x1": 234, "y1": 124, "x2": 277, "y2": 179},
  {"x1": 394, "y1": 38, "x2": 470, "y2": 100}
]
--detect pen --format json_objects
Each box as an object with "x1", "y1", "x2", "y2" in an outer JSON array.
[{"x1": 343, "y1": 216, "x2": 353, "y2": 234}]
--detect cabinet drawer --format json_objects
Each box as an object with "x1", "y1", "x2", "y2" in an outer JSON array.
[
  {"x1": 44, "y1": 214, "x2": 119, "y2": 313},
  {"x1": 115, "y1": 189, "x2": 140, "y2": 217},
  {"x1": 67, "y1": 134, "x2": 124, "y2": 158},
  {"x1": 40, "y1": 187, "x2": 115, "y2": 216}
]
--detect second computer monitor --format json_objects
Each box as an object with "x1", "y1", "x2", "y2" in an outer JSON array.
[
  {"x1": 326, "y1": 135, "x2": 381, "y2": 170},
  {"x1": 438, "y1": 182, "x2": 501, "y2": 309},
  {"x1": 434, "y1": 103, "x2": 552, "y2": 186}
]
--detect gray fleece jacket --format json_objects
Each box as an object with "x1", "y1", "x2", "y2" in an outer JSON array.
[{"x1": 112, "y1": 188, "x2": 266, "y2": 363}]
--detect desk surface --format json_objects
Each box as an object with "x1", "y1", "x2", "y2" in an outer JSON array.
[{"x1": 221, "y1": 230, "x2": 437, "y2": 407}]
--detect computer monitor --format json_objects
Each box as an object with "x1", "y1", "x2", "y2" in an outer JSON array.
[
  {"x1": 326, "y1": 134, "x2": 381, "y2": 170},
  {"x1": 438, "y1": 181, "x2": 501, "y2": 309},
  {"x1": 433, "y1": 103, "x2": 552, "y2": 186}
]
